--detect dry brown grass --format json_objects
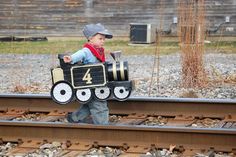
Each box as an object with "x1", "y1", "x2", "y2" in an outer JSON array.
[
  {"x1": 179, "y1": 89, "x2": 200, "y2": 98},
  {"x1": 12, "y1": 83, "x2": 41, "y2": 93},
  {"x1": 178, "y1": 0, "x2": 207, "y2": 88},
  {"x1": 208, "y1": 66, "x2": 236, "y2": 86}
]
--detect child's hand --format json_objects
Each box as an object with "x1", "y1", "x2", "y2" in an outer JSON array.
[{"x1": 63, "y1": 55, "x2": 72, "y2": 63}]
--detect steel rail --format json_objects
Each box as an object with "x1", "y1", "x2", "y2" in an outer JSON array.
[
  {"x1": 0, "y1": 94, "x2": 236, "y2": 152},
  {"x1": 0, "y1": 121, "x2": 235, "y2": 152},
  {"x1": 0, "y1": 94, "x2": 236, "y2": 117}
]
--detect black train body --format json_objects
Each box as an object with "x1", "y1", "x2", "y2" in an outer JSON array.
[{"x1": 50, "y1": 54, "x2": 133, "y2": 105}]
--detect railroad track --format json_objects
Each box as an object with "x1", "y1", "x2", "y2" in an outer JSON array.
[{"x1": 0, "y1": 94, "x2": 235, "y2": 156}]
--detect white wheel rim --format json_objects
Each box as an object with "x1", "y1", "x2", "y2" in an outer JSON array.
[
  {"x1": 52, "y1": 82, "x2": 73, "y2": 103},
  {"x1": 76, "y1": 89, "x2": 92, "y2": 102},
  {"x1": 114, "y1": 86, "x2": 130, "y2": 100},
  {"x1": 95, "y1": 87, "x2": 110, "y2": 100}
]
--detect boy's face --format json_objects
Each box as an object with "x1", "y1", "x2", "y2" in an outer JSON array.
[{"x1": 89, "y1": 33, "x2": 106, "y2": 48}]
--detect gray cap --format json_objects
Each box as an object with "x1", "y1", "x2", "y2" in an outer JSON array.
[{"x1": 83, "y1": 23, "x2": 113, "y2": 39}]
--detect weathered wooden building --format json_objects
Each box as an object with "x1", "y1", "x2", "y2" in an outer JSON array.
[{"x1": 0, "y1": 0, "x2": 235, "y2": 37}]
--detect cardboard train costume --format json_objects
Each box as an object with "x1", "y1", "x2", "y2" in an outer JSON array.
[
  {"x1": 50, "y1": 23, "x2": 133, "y2": 105},
  {"x1": 50, "y1": 50, "x2": 133, "y2": 105}
]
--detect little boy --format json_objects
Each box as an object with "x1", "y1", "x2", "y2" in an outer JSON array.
[{"x1": 63, "y1": 23, "x2": 113, "y2": 125}]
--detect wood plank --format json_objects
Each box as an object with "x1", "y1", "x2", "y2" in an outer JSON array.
[{"x1": 0, "y1": 0, "x2": 235, "y2": 36}]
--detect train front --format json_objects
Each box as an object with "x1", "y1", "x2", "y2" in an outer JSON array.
[{"x1": 50, "y1": 51, "x2": 133, "y2": 105}]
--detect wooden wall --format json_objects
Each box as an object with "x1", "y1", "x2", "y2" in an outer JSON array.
[{"x1": 0, "y1": 0, "x2": 235, "y2": 37}]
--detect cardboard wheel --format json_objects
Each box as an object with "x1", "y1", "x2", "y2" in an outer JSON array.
[
  {"x1": 51, "y1": 81, "x2": 74, "y2": 105},
  {"x1": 75, "y1": 88, "x2": 92, "y2": 103},
  {"x1": 94, "y1": 87, "x2": 111, "y2": 100},
  {"x1": 113, "y1": 86, "x2": 131, "y2": 100}
]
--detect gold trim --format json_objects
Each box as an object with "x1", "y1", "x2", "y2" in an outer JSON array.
[
  {"x1": 71, "y1": 63, "x2": 106, "y2": 89},
  {"x1": 112, "y1": 62, "x2": 117, "y2": 81},
  {"x1": 120, "y1": 61, "x2": 125, "y2": 80}
]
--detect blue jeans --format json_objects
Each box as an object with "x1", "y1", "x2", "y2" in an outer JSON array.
[{"x1": 71, "y1": 98, "x2": 109, "y2": 125}]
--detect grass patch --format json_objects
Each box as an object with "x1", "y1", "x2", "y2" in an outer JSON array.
[
  {"x1": 0, "y1": 38, "x2": 236, "y2": 55},
  {"x1": 0, "y1": 40, "x2": 85, "y2": 54},
  {"x1": 204, "y1": 40, "x2": 236, "y2": 54}
]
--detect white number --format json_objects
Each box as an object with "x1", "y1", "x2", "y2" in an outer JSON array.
[{"x1": 82, "y1": 69, "x2": 92, "y2": 84}]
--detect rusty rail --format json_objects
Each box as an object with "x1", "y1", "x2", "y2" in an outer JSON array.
[
  {"x1": 0, "y1": 94, "x2": 236, "y2": 154},
  {"x1": 0, "y1": 121, "x2": 236, "y2": 152},
  {"x1": 0, "y1": 94, "x2": 235, "y2": 117}
]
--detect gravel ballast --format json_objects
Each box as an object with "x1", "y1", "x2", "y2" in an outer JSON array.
[{"x1": 0, "y1": 53, "x2": 235, "y2": 99}]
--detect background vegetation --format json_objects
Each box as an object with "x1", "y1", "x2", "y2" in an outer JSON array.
[{"x1": 0, "y1": 37, "x2": 236, "y2": 55}]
